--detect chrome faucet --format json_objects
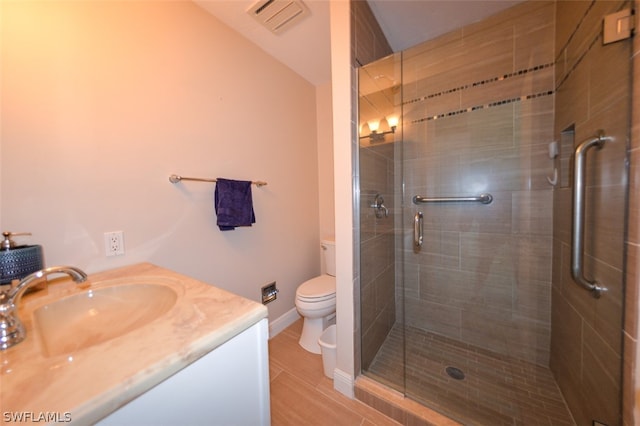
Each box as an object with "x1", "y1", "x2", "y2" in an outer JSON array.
[{"x1": 0, "y1": 266, "x2": 88, "y2": 350}]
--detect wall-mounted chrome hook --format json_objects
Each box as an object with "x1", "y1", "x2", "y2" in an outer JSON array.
[
  {"x1": 371, "y1": 194, "x2": 389, "y2": 218},
  {"x1": 547, "y1": 168, "x2": 558, "y2": 186}
]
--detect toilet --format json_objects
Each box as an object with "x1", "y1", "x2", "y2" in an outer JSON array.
[{"x1": 295, "y1": 239, "x2": 336, "y2": 354}]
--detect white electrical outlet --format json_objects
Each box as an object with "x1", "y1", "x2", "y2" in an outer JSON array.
[{"x1": 104, "y1": 231, "x2": 125, "y2": 256}]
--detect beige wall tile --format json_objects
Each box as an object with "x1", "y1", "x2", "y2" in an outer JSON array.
[
  {"x1": 513, "y1": 278, "x2": 552, "y2": 323},
  {"x1": 623, "y1": 330, "x2": 637, "y2": 426},
  {"x1": 505, "y1": 316, "x2": 551, "y2": 364},
  {"x1": 414, "y1": 230, "x2": 461, "y2": 269},
  {"x1": 552, "y1": 1, "x2": 630, "y2": 422},
  {"x1": 402, "y1": 31, "x2": 464, "y2": 83},
  {"x1": 460, "y1": 234, "x2": 552, "y2": 283},
  {"x1": 514, "y1": 3, "x2": 555, "y2": 68},
  {"x1": 626, "y1": 243, "x2": 639, "y2": 336},
  {"x1": 629, "y1": 156, "x2": 640, "y2": 246},
  {"x1": 590, "y1": 39, "x2": 631, "y2": 118},
  {"x1": 352, "y1": 0, "x2": 392, "y2": 66},
  {"x1": 582, "y1": 323, "x2": 622, "y2": 425},
  {"x1": 590, "y1": 258, "x2": 624, "y2": 352},
  {"x1": 394, "y1": 0, "x2": 556, "y2": 367},
  {"x1": 512, "y1": 190, "x2": 553, "y2": 236},
  {"x1": 405, "y1": 297, "x2": 462, "y2": 339},
  {"x1": 553, "y1": 187, "x2": 573, "y2": 245},
  {"x1": 555, "y1": 1, "x2": 591, "y2": 55},
  {"x1": 563, "y1": 1, "x2": 623, "y2": 76},
  {"x1": 630, "y1": 7, "x2": 640, "y2": 422},
  {"x1": 550, "y1": 290, "x2": 587, "y2": 423},
  {"x1": 552, "y1": 239, "x2": 564, "y2": 294},
  {"x1": 583, "y1": 185, "x2": 627, "y2": 269},
  {"x1": 555, "y1": 62, "x2": 589, "y2": 131}
]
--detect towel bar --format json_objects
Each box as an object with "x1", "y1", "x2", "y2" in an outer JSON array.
[{"x1": 169, "y1": 174, "x2": 267, "y2": 187}]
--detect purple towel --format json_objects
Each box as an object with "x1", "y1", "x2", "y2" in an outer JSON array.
[{"x1": 214, "y1": 178, "x2": 255, "y2": 231}]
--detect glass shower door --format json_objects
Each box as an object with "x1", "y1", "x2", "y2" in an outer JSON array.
[
  {"x1": 399, "y1": 1, "x2": 628, "y2": 424},
  {"x1": 358, "y1": 2, "x2": 628, "y2": 424},
  {"x1": 358, "y1": 52, "x2": 405, "y2": 393}
]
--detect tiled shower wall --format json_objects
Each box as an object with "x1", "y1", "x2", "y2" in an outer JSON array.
[
  {"x1": 351, "y1": 0, "x2": 392, "y2": 67},
  {"x1": 354, "y1": 1, "x2": 640, "y2": 424},
  {"x1": 551, "y1": 2, "x2": 630, "y2": 425},
  {"x1": 400, "y1": 1, "x2": 556, "y2": 366},
  {"x1": 359, "y1": 140, "x2": 397, "y2": 370}
]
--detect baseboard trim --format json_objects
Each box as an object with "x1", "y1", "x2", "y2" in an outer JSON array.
[
  {"x1": 333, "y1": 368, "x2": 354, "y2": 398},
  {"x1": 269, "y1": 307, "x2": 300, "y2": 338}
]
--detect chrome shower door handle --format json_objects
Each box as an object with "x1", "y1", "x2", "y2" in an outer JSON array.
[
  {"x1": 414, "y1": 212, "x2": 423, "y2": 247},
  {"x1": 571, "y1": 130, "x2": 609, "y2": 298}
]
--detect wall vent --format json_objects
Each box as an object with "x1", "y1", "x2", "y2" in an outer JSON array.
[{"x1": 247, "y1": 0, "x2": 310, "y2": 34}]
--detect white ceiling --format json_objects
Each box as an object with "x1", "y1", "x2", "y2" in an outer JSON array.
[
  {"x1": 193, "y1": 0, "x2": 523, "y2": 86},
  {"x1": 193, "y1": 0, "x2": 331, "y2": 86},
  {"x1": 367, "y1": 1, "x2": 524, "y2": 52}
]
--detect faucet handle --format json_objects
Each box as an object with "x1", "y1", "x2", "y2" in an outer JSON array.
[
  {"x1": 1, "y1": 232, "x2": 32, "y2": 250},
  {"x1": 0, "y1": 266, "x2": 89, "y2": 350}
]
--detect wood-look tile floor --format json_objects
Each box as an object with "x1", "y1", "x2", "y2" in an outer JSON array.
[
  {"x1": 365, "y1": 324, "x2": 575, "y2": 426},
  {"x1": 269, "y1": 319, "x2": 400, "y2": 426}
]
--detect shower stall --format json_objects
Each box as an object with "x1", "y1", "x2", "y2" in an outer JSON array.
[{"x1": 357, "y1": 1, "x2": 629, "y2": 425}]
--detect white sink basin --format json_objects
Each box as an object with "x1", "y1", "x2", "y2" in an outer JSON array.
[{"x1": 33, "y1": 283, "x2": 178, "y2": 357}]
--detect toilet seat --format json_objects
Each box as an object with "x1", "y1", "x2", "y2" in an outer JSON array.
[
  {"x1": 295, "y1": 296, "x2": 336, "y2": 313},
  {"x1": 297, "y1": 293, "x2": 335, "y2": 303},
  {"x1": 296, "y1": 275, "x2": 336, "y2": 302}
]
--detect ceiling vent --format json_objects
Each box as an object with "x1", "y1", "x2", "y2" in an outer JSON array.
[{"x1": 247, "y1": 0, "x2": 310, "y2": 34}]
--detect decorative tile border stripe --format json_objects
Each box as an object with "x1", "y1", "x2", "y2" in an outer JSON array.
[
  {"x1": 410, "y1": 90, "x2": 554, "y2": 124},
  {"x1": 403, "y1": 62, "x2": 554, "y2": 106}
]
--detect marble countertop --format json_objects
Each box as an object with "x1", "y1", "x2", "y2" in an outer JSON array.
[{"x1": 0, "y1": 263, "x2": 268, "y2": 425}]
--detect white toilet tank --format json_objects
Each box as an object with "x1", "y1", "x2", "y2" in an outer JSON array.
[{"x1": 321, "y1": 239, "x2": 336, "y2": 277}]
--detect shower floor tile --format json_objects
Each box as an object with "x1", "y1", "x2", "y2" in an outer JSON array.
[{"x1": 365, "y1": 325, "x2": 575, "y2": 425}]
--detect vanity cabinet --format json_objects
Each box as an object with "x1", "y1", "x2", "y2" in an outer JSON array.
[
  {"x1": 97, "y1": 318, "x2": 270, "y2": 426},
  {"x1": 1, "y1": 264, "x2": 270, "y2": 426}
]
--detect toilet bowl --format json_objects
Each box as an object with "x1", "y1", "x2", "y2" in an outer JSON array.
[{"x1": 295, "y1": 239, "x2": 336, "y2": 354}]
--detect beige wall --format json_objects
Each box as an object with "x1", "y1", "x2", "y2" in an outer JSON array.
[
  {"x1": 0, "y1": 1, "x2": 321, "y2": 323},
  {"x1": 316, "y1": 81, "x2": 335, "y2": 248}
]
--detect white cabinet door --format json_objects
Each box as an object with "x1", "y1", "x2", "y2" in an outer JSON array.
[{"x1": 98, "y1": 318, "x2": 270, "y2": 426}]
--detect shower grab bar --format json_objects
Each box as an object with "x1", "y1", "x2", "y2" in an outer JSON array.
[
  {"x1": 412, "y1": 193, "x2": 493, "y2": 205},
  {"x1": 414, "y1": 212, "x2": 423, "y2": 247},
  {"x1": 571, "y1": 130, "x2": 609, "y2": 298}
]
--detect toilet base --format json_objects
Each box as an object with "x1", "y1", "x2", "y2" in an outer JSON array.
[{"x1": 298, "y1": 314, "x2": 335, "y2": 354}]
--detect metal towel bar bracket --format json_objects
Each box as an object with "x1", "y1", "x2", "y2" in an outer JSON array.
[
  {"x1": 571, "y1": 130, "x2": 610, "y2": 298},
  {"x1": 412, "y1": 193, "x2": 493, "y2": 205},
  {"x1": 169, "y1": 174, "x2": 267, "y2": 187}
]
